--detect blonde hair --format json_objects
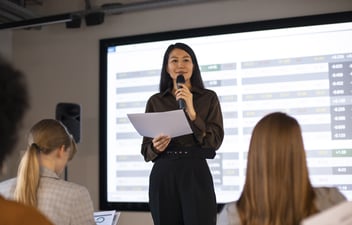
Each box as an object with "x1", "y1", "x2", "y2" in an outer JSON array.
[
  {"x1": 237, "y1": 112, "x2": 317, "y2": 225},
  {"x1": 13, "y1": 119, "x2": 77, "y2": 207}
]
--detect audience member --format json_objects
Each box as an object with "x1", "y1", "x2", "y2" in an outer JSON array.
[
  {"x1": 217, "y1": 112, "x2": 346, "y2": 225},
  {"x1": 0, "y1": 55, "x2": 54, "y2": 225},
  {"x1": 0, "y1": 119, "x2": 96, "y2": 225}
]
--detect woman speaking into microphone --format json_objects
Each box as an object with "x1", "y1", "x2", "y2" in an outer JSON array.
[{"x1": 141, "y1": 42, "x2": 224, "y2": 225}]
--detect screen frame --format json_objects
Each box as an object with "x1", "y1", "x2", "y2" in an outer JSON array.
[{"x1": 99, "y1": 10, "x2": 352, "y2": 211}]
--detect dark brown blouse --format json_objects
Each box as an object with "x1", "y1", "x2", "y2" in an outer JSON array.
[{"x1": 141, "y1": 86, "x2": 224, "y2": 162}]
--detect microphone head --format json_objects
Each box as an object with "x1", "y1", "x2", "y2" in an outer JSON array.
[{"x1": 176, "y1": 74, "x2": 185, "y2": 84}]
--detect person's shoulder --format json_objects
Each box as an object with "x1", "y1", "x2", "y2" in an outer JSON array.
[
  {"x1": 0, "y1": 196, "x2": 53, "y2": 225},
  {"x1": 203, "y1": 88, "x2": 217, "y2": 94},
  {"x1": 0, "y1": 177, "x2": 16, "y2": 186},
  {"x1": 61, "y1": 180, "x2": 90, "y2": 193},
  {"x1": 194, "y1": 87, "x2": 218, "y2": 97},
  {"x1": 147, "y1": 92, "x2": 164, "y2": 101},
  {"x1": 0, "y1": 177, "x2": 16, "y2": 196},
  {"x1": 217, "y1": 201, "x2": 241, "y2": 225},
  {"x1": 314, "y1": 187, "x2": 347, "y2": 211},
  {"x1": 42, "y1": 177, "x2": 90, "y2": 195},
  {"x1": 53, "y1": 180, "x2": 93, "y2": 203},
  {"x1": 301, "y1": 201, "x2": 352, "y2": 225},
  {"x1": 146, "y1": 91, "x2": 171, "y2": 109},
  {"x1": 221, "y1": 201, "x2": 238, "y2": 214},
  {"x1": 150, "y1": 92, "x2": 162, "y2": 97},
  {"x1": 314, "y1": 186, "x2": 345, "y2": 197}
]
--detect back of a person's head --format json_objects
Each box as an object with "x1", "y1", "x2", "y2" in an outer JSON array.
[
  {"x1": 14, "y1": 119, "x2": 77, "y2": 207},
  {"x1": 248, "y1": 112, "x2": 308, "y2": 183},
  {"x1": 0, "y1": 56, "x2": 29, "y2": 169},
  {"x1": 238, "y1": 112, "x2": 317, "y2": 225},
  {"x1": 28, "y1": 119, "x2": 77, "y2": 160}
]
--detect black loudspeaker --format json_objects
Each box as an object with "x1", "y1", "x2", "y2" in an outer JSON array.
[
  {"x1": 55, "y1": 103, "x2": 81, "y2": 143},
  {"x1": 65, "y1": 14, "x2": 82, "y2": 28},
  {"x1": 85, "y1": 11, "x2": 105, "y2": 26}
]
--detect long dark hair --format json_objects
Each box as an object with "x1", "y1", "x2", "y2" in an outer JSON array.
[
  {"x1": 159, "y1": 42, "x2": 204, "y2": 92},
  {"x1": 237, "y1": 112, "x2": 317, "y2": 225}
]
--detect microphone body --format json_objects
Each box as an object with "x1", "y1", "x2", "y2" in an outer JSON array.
[{"x1": 176, "y1": 74, "x2": 186, "y2": 109}]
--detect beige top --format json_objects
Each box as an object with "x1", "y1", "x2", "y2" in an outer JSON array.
[
  {"x1": 0, "y1": 167, "x2": 96, "y2": 225},
  {"x1": 217, "y1": 187, "x2": 347, "y2": 225}
]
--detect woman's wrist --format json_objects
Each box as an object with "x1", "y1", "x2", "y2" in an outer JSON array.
[
  {"x1": 151, "y1": 145, "x2": 162, "y2": 154},
  {"x1": 187, "y1": 109, "x2": 196, "y2": 121}
]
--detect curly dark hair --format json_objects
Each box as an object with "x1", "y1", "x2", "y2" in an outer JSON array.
[{"x1": 0, "y1": 56, "x2": 29, "y2": 169}]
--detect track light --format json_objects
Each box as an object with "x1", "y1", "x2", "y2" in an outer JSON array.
[
  {"x1": 0, "y1": 0, "x2": 218, "y2": 30},
  {"x1": 0, "y1": 13, "x2": 73, "y2": 30},
  {"x1": 65, "y1": 14, "x2": 82, "y2": 29}
]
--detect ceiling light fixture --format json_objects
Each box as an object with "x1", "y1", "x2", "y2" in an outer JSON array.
[{"x1": 0, "y1": 13, "x2": 73, "y2": 30}]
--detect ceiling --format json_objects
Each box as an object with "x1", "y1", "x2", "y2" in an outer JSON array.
[
  {"x1": 0, "y1": 0, "x2": 223, "y2": 29},
  {"x1": 0, "y1": 0, "x2": 35, "y2": 23}
]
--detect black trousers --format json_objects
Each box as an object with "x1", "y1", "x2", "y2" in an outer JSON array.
[{"x1": 149, "y1": 157, "x2": 217, "y2": 225}]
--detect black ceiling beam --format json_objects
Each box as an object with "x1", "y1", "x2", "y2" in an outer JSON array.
[{"x1": 0, "y1": 13, "x2": 73, "y2": 29}]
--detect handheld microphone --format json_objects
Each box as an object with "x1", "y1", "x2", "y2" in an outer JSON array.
[{"x1": 176, "y1": 74, "x2": 185, "y2": 109}]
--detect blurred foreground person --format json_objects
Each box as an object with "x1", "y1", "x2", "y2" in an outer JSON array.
[{"x1": 0, "y1": 56, "x2": 54, "y2": 225}]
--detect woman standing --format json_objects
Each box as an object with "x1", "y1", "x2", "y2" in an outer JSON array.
[{"x1": 141, "y1": 42, "x2": 224, "y2": 225}]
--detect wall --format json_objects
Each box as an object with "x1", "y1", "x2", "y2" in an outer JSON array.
[
  {"x1": 0, "y1": 31, "x2": 11, "y2": 60},
  {"x1": 3, "y1": 0, "x2": 352, "y2": 224}
]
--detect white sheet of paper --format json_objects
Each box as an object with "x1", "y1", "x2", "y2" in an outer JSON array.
[
  {"x1": 94, "y1": 210, "x2": 120, "y2": 225},
  {"x1": 127, "y1": 109, "x2": 193, "y2": 138},
  {"x1": 301, "y1": 201, "x2": 352, "y2": 225}
]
